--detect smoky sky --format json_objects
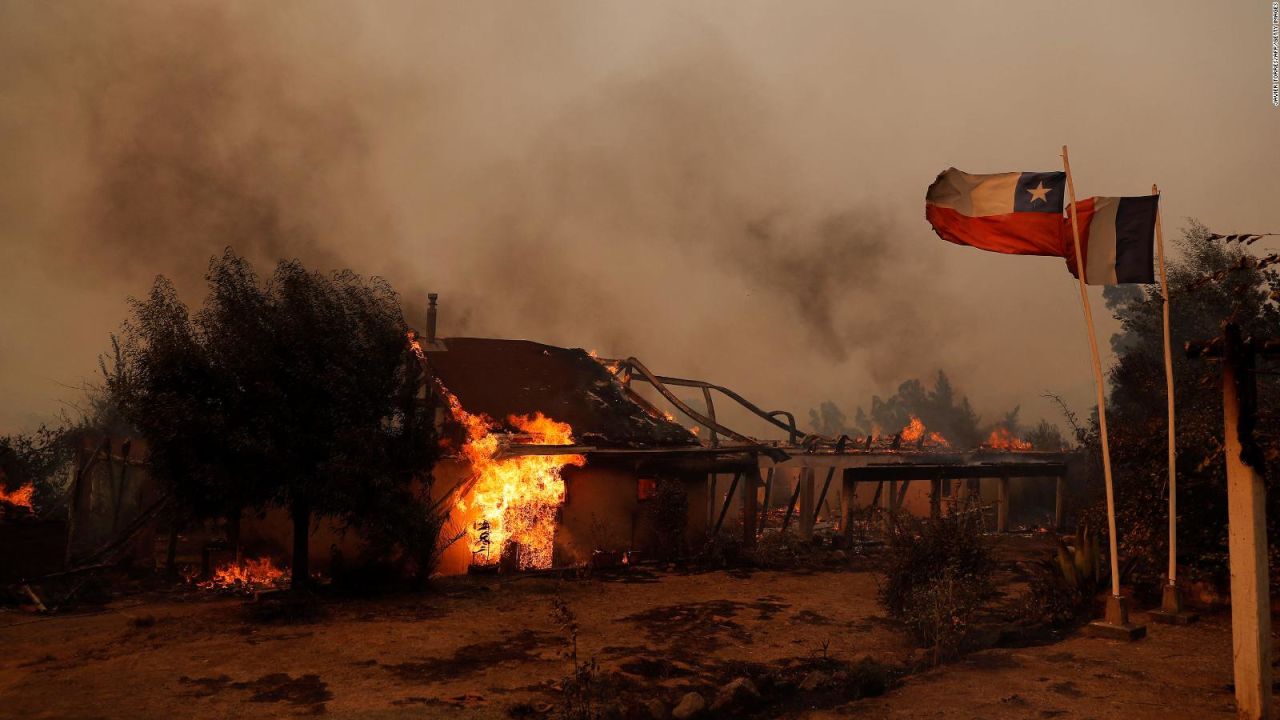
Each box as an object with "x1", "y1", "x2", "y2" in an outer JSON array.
[{"x1": 1, "y1": 1, "x2": 1276, "y2": 435}]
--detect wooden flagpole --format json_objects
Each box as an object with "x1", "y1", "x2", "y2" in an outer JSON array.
[
  {"x1": 1061, "y1": 146, "x2": 1123, "y2": 599},
  {"x1": 1153, "y1": 183, "x2": 1177, "y2": 586},
  {"x1": 1150, "y1": 185, "x2": 1194, "y2": 625}
]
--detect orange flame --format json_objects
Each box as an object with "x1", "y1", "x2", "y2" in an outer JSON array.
[
  {"x1": 900, "y1": 417, "x2": 925, "y2": 443},
  {"x1": 0, "y1": 483, "x2": 34, "y2": 511},
  {"x1": 986, "y1": 427, "x2": 1032, "y2": 450},
  {"x1": 898, "y1": 417, "x2": 949, "y2": 447},
  {"x1": 447, "y1": 393, "x2": 585, "y2": 570},
  {"x1": 201, "y1": 557, "x2": 288, "y2": 590}
]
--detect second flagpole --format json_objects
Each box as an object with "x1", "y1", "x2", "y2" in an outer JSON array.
[
  {"x1": 1154, "y1": 183, "x2": 1177, "y2": 588},
  {"x1": 1061, "y1": 145, "x2": 1124, "y2": 601}
]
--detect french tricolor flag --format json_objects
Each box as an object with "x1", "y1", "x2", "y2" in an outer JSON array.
[{"x1": 1065, "y1": 196, "x2": 1159, "y2": 285}]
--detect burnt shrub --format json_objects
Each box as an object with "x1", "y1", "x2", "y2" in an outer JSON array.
[
  {"x1": 878, "y1": 506, "x2": 992, "y2": 662},
  {"x1": 751, "y1": 530, "x2": 815, "y2": 568},
  {"x1": 696, "y1": 530, "x2": 745, "y2": 568},
  {"x1": 842, "y1": 657, "x2": 890, "y2": 699}
]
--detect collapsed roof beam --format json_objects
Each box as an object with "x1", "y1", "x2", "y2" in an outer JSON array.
[{"x1": 606, "y1": 356, "x2": 814, "y2": 444}]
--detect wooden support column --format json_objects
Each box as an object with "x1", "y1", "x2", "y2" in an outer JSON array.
[
  {"x1": 707, "y1": 474, "x2": 717, "y2": 527},
  {"x1": 712, "y1": 472, "x2": 741, "y2": 536},
  {"x1": 759, "y1": 467, "x2": 775, "y2": 530},
  {"x1": 798, "y1": 467, "x2": 815, "y2": 539},
  {"x1": 780, "y1": 467, "x2": 802, "y2": 533},
  {"x1": 1222, "y1": 324, "x2": 1272, "y2": 720},
  {"x1": 930, "y1": 475, "x2": 942, "y2": 521},
  {"x1": 1054, "y1": 475, "x2": 1066, "y2": 531},
  {"x1": 841, "y1": 473, "x2": 856, "y2": 543},
  {"x1": 996, "y1": 473, "x2": 1010, "y2": 533},
  {"x1": 742, "y1": 465, "x2": 761, "y2": 549}
]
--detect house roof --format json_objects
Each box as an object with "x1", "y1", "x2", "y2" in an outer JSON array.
[{"x1": 425, "y1": 337, "x2": 698, "y2": 449}]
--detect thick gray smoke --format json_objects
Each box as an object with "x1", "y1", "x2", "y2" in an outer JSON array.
[{"x1": 1, "y1": 2, "x2": 1274, "y2": 435}]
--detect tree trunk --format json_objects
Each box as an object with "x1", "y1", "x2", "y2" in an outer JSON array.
[{"x1": 291, "y1": 498, "x2": 310, "y2": 593}]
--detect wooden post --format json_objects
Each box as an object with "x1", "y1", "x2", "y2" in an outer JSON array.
[
  {"x1": 841, "y1": 473, "x2": 856, "y2": 543},
  {"x1": 759, "y1": 467, "x2": 775, "y2": 530},
  {"x1": 781, "y1": 467, "x2": 803, "y2": 533},
  {"x1": 869, "y1": 480, "x2": 884, "y2": 509},
  {"x1": 1062, "y1": 146, "x2": 1124, "y2": 601},
  {"x1": 813, "y1": 462, "x2": 838, "y2": 526},
  {"x1": 713, "y1": 472, "x2": 741, "y2": 535},
  {"x1": 1222, "y1": 323, "x2": 1272, "y2": 720},
  {"x1": 996, "y1": 473, "x2": 1010, "y2": 533},
  {"x1": 702, "y1": 387, "x2": 718, "y2": 448},
  {"x1": 930, "y1": 475, "x2": 942, "y2": 521},
  {"x1": 1153, "y1": 183, "x2": 1177, "y2": 586},
  {"x1": 66, "y1": 437, "x2": 107, "y2": 566},
  {"x1": 742, "y1": 465, "x2": 760, "y2": 549},
  {"x1": 1054, "y1": 475, "x2": 1066, "y2": 531},
  {"x1": 799, "y1": 467, "x2": 815, "y2": 539},
  {"x1": 1149, "y1": 184, "x2": 1197, "y2": 625},
  {"x1": 707, "y1": 474, "x2": 717, "y2": 527}
]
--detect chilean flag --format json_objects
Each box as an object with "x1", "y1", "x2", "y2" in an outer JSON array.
[
  {"x1": 925, "y1": 167, "x2": 1067, "y2": 256},
  {"x1": 1064, "y1": 196, "x2": 1159, "y2": 285}
]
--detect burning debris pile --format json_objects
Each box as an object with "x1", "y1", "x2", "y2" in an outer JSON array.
[{"x1": 199, "y1": 558, "x2": 289, "y2": 593}]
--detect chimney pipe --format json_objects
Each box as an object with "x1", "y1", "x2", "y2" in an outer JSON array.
[{"x1": 426, "y1": 293, "x2": 438, "y2": 344}]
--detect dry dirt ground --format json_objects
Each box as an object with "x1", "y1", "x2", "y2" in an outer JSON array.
[{"x1": 0, "y1": 536, "x2": 1272, "y2": 720}]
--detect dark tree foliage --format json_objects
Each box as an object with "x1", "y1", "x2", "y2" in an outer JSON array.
[
  {"x1": 1092, "y1": 221, "x2": 1280, "y2": 587},
  {"x1": 114, "y1": 250, "x2": 439, "y2": 588},
  {"x1": 1024, "y1": 419, "x2": 1068, "y2": 452}
]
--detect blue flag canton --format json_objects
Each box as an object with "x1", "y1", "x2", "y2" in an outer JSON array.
[{"x1": 1013, "y1": 172, "x2": 1066, "y2": 213}]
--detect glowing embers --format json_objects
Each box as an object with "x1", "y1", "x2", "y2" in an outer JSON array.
[{"x1": 447, "y1": 392, "x2": 584, "y2": 571}]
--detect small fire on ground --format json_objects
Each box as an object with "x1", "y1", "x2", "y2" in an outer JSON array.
[
  {"x1": 0, "y1": 483, "x2": 35, "y2": 513},
  {"x1": 447, "y1": 393, "x2": 585, "y2": 571},
  {"x1": 199, "y1": 557, "x2": 289, "y2": 592}
]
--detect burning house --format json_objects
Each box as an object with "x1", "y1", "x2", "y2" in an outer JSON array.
[
  {"x1": 236, "y1": 296, "x2": 1074, "y2": 579},
  {"x1": 422, "y1": 335, "x2": 729, "y2": 574}
]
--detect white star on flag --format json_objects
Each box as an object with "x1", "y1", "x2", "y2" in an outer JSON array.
[{"x1": 1026, "y1": 181, "x2": 1051, "y2": 204}]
